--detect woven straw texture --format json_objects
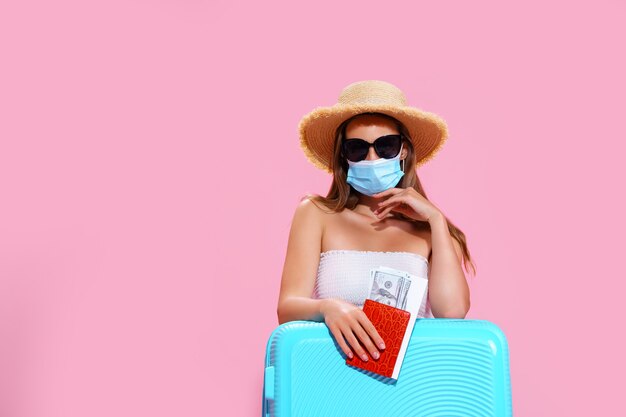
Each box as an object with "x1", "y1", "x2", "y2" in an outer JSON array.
[{"x1": 298, "y1": 80, "x2": 449, "y2": 174}]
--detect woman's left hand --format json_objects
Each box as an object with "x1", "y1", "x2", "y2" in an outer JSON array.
[{"x1": 372, "y1": 188, "x2": 442, "y2": 222}]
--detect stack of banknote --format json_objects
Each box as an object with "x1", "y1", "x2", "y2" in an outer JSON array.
[{"x1": 367, "y1": 265, "x2": 428, "y2": 312}]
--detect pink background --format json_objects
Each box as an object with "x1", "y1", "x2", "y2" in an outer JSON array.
[{"x1": 1, "y1": 1, "x2": 625, "y2": 416}]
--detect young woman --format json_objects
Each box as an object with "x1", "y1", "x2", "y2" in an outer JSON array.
[{"x1": 277, "y1": 80, "x2": 475, "y2": 363}]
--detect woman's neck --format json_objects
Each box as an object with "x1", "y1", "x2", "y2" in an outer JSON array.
[{"x1": 354, "y1": 195, "x2": 385, "y2": 217}]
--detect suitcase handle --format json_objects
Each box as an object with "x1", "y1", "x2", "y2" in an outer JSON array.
[{"x1": 262, "y1": 366, "x2": 275, "y2": 417}]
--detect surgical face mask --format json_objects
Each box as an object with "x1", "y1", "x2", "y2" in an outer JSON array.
[{"x1": 346, "y1": 144, "x2": 404, "y2": 196}]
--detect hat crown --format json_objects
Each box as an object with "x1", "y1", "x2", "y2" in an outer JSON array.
[{"x1": 338, "y1": 80, "x2": 407, "y2": 106}]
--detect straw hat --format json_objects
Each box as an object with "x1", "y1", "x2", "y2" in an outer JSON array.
[{"x1": 298, "y1": 80, "x2": 449, "y2": 173}]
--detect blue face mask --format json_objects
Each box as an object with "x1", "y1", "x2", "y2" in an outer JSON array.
[{"x1": 346, "y1": 144, "x2": 404, "y2": 196}]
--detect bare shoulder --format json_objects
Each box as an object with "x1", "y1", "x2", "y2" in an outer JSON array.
[
  {"x1": 293, "y1": 195, "x2": 332, "y2": 227},
  {"x1": 406, "y1": 220, "x2": 433, "y2": 258},
  {"x1": 409, "y1": 219, "x2": 432, "y2": 239},
  {"x1": 277, "y1": 196, "x2": 329, "y2": 306}
]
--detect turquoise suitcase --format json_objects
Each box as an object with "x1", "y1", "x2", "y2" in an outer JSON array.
[{"x1": 262, "y1": 319, "x2": 512, "y2": 417}]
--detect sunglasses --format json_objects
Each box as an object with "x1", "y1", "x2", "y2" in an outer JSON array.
[{"x1": 341, "y1": 134, "x2": 403, "y2": 162}]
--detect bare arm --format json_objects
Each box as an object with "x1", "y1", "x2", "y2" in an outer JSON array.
[
  {"x1": 427, "y1": 212, "x2": 471, "y2": 318},
  {"x1": 276, "y1": 198, "x2": 387, "y2": 361},
  {"x1": 276, "y1": 198, "x2": 325, "y2": 324}
]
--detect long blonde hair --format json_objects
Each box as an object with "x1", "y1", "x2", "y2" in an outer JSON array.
[{"x1": 304, "y1": 112, "x2": 477, "y2": 277}]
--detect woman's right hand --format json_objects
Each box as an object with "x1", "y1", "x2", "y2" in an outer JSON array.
[{"x1": 320, "y1": 299, "x2": 386, "y2": 362}]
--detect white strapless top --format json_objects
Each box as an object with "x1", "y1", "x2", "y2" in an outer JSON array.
[{"x1": 313, "y1": 249, "x2": 434, "y2": 318}]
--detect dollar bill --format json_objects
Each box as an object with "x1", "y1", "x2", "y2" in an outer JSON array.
[{"x1": 368, "y1": 268, "x2": 412, "y2": 309}]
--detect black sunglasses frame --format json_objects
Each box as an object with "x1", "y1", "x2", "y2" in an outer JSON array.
[{"x1": 341, "y1": 134, "x2": 404, "y2": 162}]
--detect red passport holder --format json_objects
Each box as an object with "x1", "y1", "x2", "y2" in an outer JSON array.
[{"x1": 345, "y1": 298, "x2": 411, "y2": 378}]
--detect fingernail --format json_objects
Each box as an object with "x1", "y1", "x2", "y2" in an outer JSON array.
[
  {"x1": 379, "y1": 342, "x2": 386, "y2": 349},
  {"x1": 348, "y1": 352, "x2": 353, "y2": 359},
  {"x1": 361, "y1": 354, "x2": 368, "y2": 361},
  {"x1": 373, "y1": 351, "x2": 380, "y2": 359}
]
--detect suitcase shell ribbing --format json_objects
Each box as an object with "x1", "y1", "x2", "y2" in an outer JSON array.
[{"x1": 262, "y1": 319, "x2": 512, "y2": 417}]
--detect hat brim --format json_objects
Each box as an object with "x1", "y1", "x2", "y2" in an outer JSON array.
[{"x1": 298, "y1": 104, "x2": 449, "y2": 174}]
